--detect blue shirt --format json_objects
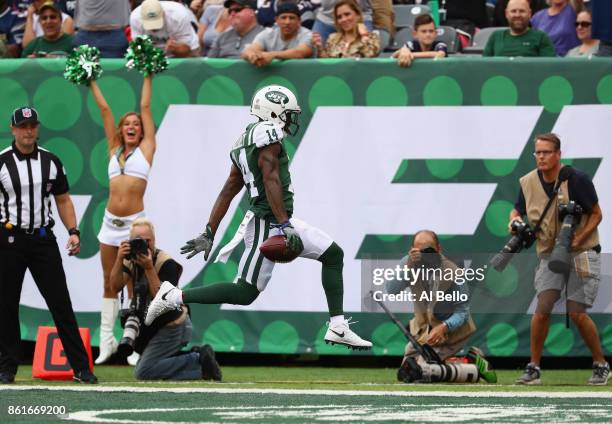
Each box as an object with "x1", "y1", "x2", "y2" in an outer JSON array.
[
  {"x1": 0, "y1": 4, "x2": 25, "y2": 45},
  {"x1": 592, "y1": 0, "x2": 612, "y2": 43}
]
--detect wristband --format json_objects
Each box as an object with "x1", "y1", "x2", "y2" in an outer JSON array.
[{"x1": 68, "y1": 227, "x2": 80, "y2": 237}]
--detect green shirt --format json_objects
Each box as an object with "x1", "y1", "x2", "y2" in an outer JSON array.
[
  {"x1": 230, "y1": 121, "x2": 294, "y2": 222},
  {"x1": 483, "y1": 29, "x2": 556, "y2": 57},
  {"x1": 21, "y1": 33, "x2": 73, "y2": 57}
]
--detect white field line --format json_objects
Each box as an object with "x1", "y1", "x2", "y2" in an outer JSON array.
[{"x1": 1, "y1": 385, "x2": 612, "y2": 398}]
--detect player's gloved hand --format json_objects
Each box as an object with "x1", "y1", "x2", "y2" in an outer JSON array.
[
  {"x1": 278, "y1": 221, "x2": 304, "y2": 254},
  {"x1": 181, "y1": 224, "x2": 214, "y2": 260}
]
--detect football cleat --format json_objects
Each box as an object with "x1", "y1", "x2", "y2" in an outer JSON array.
[
  {"x1": 144, "y1": 281, "x2": 181, "y2": 325},
  {"x1": 324, "y1": 318, "x2": 372, "y2": 350},
  {"x1": 588, "y1": 362, "x2": 610, "y2": 385},
  {"x1": 468, "y1": 347, "x2": 497, "y2": 384},
  {"x1": 515, "y1": 362, "x2": 541, "y2": 385}
]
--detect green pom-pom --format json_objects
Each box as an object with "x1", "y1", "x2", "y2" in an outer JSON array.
[
  {"x1": 64, "y1": 45, "x2": 102, "y2": 85},
  {"x1": 125, "y1": 35, "x2": 168, "y2": 75}
]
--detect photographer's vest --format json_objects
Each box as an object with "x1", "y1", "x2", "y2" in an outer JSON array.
[
  {"x1": 409, "y1": 257, "x2": 476, "y2": 346},
  {"x1": 520, "y1": 169, "x2": 599, "y2": 255}
]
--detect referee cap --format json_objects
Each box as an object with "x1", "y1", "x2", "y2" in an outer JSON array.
[{"x1": 11, "y1": 107, "x2": 40, "y2": 127}]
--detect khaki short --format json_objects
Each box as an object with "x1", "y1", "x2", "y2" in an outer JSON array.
[
  {"x1": 404, "y1": 339, "x2": 465, "y2": 366},
  {"x1": 535, "y1": 250, "x2": 601, "y2": 307}
]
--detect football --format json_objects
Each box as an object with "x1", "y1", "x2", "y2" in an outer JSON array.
[{"x1": 259, "y1": 235, "x2": 300, "y2": 263}]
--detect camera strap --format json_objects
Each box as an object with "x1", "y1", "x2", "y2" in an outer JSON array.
[{"x1": 531, "y1": 179, "x2": 564, "y2": 235}]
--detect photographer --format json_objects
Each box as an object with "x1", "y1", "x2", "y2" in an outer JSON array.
[
  {"x1": 385, "y1": 230, "x2": 496, "y2": 384},
  {"x1": 109, "y1": 218, "x2": 221, "y2": 381},
  {"x1": 510, "y1": 133, "x2": 608, "y2": 385}
]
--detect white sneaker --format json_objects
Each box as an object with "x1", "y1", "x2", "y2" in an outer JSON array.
[
  {"x1": 144, "y1": 281, "x2": 181, "y2": 325},
  {"x1": 324, "y1": 318, "x2": 372, "y2": 350}
]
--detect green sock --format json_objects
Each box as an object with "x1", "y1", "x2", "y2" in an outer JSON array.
[
  {"x1": 318, "y1": 242, "x2": 344, "y2": 317},
  {"x1": 182, "y1": 279, "x2": 260, "y2": 305}
]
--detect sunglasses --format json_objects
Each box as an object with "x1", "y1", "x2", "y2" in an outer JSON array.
[
  {"x1": 575, "y1": 21, "x2": 592, "y2": 28},
  {"x1": 228, "y1": 6, "x2": 245, "y2": 14}
]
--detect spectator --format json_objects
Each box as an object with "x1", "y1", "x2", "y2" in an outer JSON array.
[
  {"x1": 257, "y1": 0, "x2": 321, "y2": 29},
  {"x1": 109, "y1": 218, "x2": 222, "y2": 381},
  {"x1": 21, "y1": 1, "x2": 72, "y2": 57},
  {"x1": 131, "y1": 0, "x2": 200, "y2": 57},
  {"x1": 189, "y1": 0, "x2": 205, "y2": 18},
  {"x1": 73, "y1": 0, "x2": 131, "y2": 58},
  {"x1": 208, "y1": 0, "x2": 262, "y2": 58},
  {"x1": 483, "y1": 0, "x2": 556, "y2": 57},
  {"x1": 591, "y1": 0, "x2": 612, "y2": 56},
  {"x1": 566, "y1": 9, "x2": 598, "y2": 56},
  {"x1": 444, "y1": 0, "x2": 489, "y2": 37},
  {"x1": 56, "y1": 0, "x2": 75, "y2": 17},
  {"x1": 0, "y1": 35, "x2": 6, "y2": 56},
  {"x1": 313, "y1": 0, "x2": 379, "y2": 57},
  {"x1": 531, "y1": 0, "x2": 581, "y2": 56},
  {"x1": 494, "y1": 0, "x2": 547, "y2": 26},
  {"x1": 0, "y1": 0, "x2": 25, "y2": 57},
  {"x1": 22, "y1": 0, "x2": 73, "y2": 48},
  {"x1": 242, "y1": 1, "x2": 312, "y2": 66},
  {"x1": 197, "y1": 3, "x2": 230, "y2": 55},
  {"x1": 370, "y1": 0, "x2": 393, "y2": 36},
  {"x1": 392, "y1": 13, "x2": 447, "y2": 67},
  {"x1": 313, "y1": 0, "x2": 372, "y2": 43}
]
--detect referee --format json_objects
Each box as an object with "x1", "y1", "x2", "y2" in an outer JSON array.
[{"x1": 0, "y1": 107, "x2": 97, "y2": 384}]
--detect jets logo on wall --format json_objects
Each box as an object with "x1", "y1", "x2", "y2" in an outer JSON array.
[{"x1": 265, "y1": 91, "x2": 289, "y2": 105}]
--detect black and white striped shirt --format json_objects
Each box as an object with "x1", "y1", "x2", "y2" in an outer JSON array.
[{"x1": 0, "y1": 142, "x2": 69, "y2": 232}]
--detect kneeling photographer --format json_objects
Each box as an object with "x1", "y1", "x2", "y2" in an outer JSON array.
[
  {"x1": 509, "y1": 133, "x2": 608, "y2": 385},
  {"x1": 385, "y1": 230, "x2": 496, "y2": 384},
  {"x1": 109, "y1": 218, "x2": 221, "y2": 381}
]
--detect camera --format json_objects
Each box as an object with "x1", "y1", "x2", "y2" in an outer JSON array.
[
  {"x1": 490, "y1": 220, "x2": 536, "y2": 271},
  {"x1": 117, "y1": 278, "x2": 148, "y2": 357},
  {"x1": 117, "y1": 311, "x2": 141, "y2": 357},
  {"x1": 548, "y1": 201, "x2": 583, "y2": 274},
  {"x1": 420, "y1": 246, "x2": 441, "y2": 268},
  {"x1": 128, "y1": 237, "x2": 149, "y2": 260}
]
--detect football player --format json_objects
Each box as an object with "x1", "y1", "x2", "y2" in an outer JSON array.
[{"x1": 145, "y1": 85, "x2": 372, "y2": 350}]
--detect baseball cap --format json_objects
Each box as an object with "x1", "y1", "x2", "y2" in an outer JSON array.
[
  {"x1": 276, "y1": 1, "x2": 300, "y2": 17},
  {"x1": 223, "y1": 0, "x2": 257, "y2": 9},
  {"x1": 38, "y1": 1, "x2": 61, "y2": 14},
  {"x1": 141, "y1": 0, "x2": 164, "y2": 31},
  {"x1": 11, "y1": 107, "x2": 40, "y2": 127}
]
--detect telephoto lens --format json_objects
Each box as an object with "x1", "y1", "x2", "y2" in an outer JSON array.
[
  {"x1": 117, "y1": 314, "x2": 141, "y2": 356},
  {"x1": 549, "y1": 201, "x2": 583, "y2": 274},
  {"x1": 490, "y1": 220, "x2": 535, "y2": 271}
]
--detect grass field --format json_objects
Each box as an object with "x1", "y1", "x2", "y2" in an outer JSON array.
[{"x1": 1, "y1": 366, "x2": 611, "y2": 423}]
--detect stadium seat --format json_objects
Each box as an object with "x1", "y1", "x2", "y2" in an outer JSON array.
[
  {"x1": 436, "y1": 26, "x2": 460, "y2": 54},
  {"x1": 387, "y1": 27, "x2": 413, "y2": 51},
  {"x1": 393, "y1": 4, "x2": 432, "y2": 30},
  {"x1": 463, "y1": 26, "x2": 508, "y2": 54},
  {"x1": 375, "y1": 29, "x2": 392, "y2": 53}
]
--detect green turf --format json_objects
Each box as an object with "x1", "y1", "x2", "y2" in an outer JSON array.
[
  {"x1": 1, "y1": 388, "x2": 611, "y2": 423},
  {"x1": 2, "y1": 366, "x2": 611, "y2": 423},
  {"x1": 8, "y1": 365, "x2": 612, "y2": 391}
]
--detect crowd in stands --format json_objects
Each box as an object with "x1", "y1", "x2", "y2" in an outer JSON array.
[{"x1": 0, "y1": 0, "x2": 610, "y2": 63}]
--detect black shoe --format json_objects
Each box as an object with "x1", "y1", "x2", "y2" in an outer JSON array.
[
  {"x1": 0, "y1": 371, "x2": 15, "y2": 384},
  {"x1": 73, "y1": 369, "x2": 98, "y2": 384},
  {"x1": 198, "y1": 344, "x2": 222, "y2": 381}
]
